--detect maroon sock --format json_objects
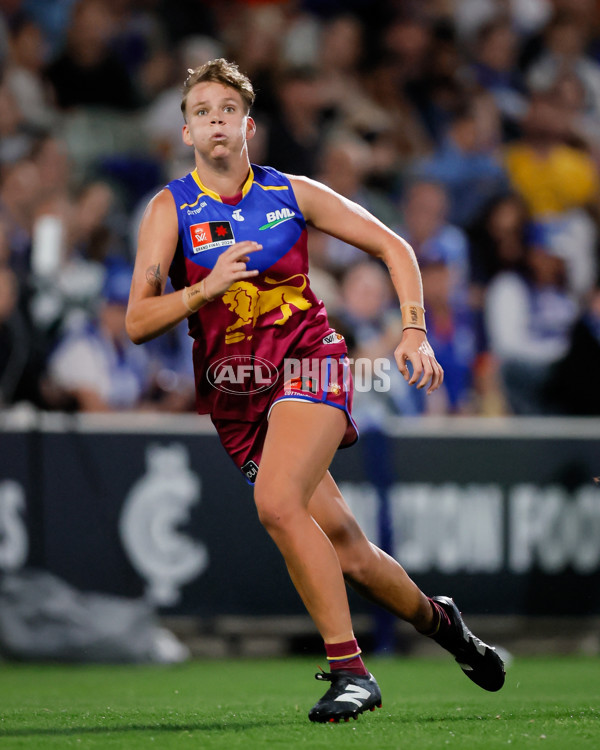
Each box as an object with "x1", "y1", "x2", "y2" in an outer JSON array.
[
  {"x1": 325, "y1": 638, "x2": 368, "y2": 676},
  {"x1": 424, "y1": 597, "x2": 452, "y2": 637}
]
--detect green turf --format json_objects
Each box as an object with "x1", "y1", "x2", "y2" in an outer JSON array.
[{"x1": 0, "y1": 655, "x2": 598, "y2": 749}]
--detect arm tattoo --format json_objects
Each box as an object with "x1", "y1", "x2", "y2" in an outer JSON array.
[{"x1": 145, "y1": 263, "x2": 162, "y2": 291}]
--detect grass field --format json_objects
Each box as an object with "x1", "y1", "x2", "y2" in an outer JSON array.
[{"x1": 0, "y1": 655, "x2": 598, "y2": 749}]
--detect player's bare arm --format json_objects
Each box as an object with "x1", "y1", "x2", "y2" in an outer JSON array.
[
  {"x1": 126, "y1": 189, "x2": 188, "y2": 344},
  {"x1": 126, "y1": 189, "x2": 261, "y2": 344},
  {"x1": 290, "y1": 175, "x2": 444, "y2": 394}
]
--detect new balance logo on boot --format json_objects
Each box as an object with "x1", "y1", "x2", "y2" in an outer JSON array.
[
  {"x1": 309, "y1": 671, "x2": 382, "y2": 723},
  {"x1": 334, "y1": 684, "x2": 372, "y2": 708}
]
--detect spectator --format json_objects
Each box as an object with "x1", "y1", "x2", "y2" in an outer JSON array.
[
  {"x1": 549, "y1": 69, "x2": 600, "y2": 161},
  {"x1": 505, "y1": 93, "x2": 599, "y2": 225},
  {"x1": 467, "y1": 192, "x2": 531, "y2": 351},
  {"x1": 454, "y1": 0, "x2": 551, "y2": 42},
  {"x1": 30, "y1": 134, "x2": 71, "y2": 198},
  {"x1": 22, "y1": 0, "x2": 78, "y2": 57},
  {"x1": 503, "y1": 91, "x2": 600, "y2": 216},
  {"x1": 49, "y1": 181, "x2": 125, "y2": 332},
  {"x1": 468, "y1": 192, "x2": 530, "y2": 289},
  {"x1": 0, "y1": 258, "x2": 41, "y2": 406},
  {"x1": 484, "y1": 240, "x2": 578, "y2": 414},
  {"x1": 151, "y1": 0, "x2": 218, "y2": 49},
  {"x1": 45, "y1": 261, "x2": 150, "y2": 412},
  {"x1": 107, "y1": 0, "x2": 166, "y2": 87},
  {"x1": 0, "y1": 81, "x2": 34, "y2": 165},
  {"x1": 143, "y1": 319, "x2": 196, "y2": 413},
  {"x1": 408, "y1": 19, "x2": 470, "y2": 144},
  {"x1": 45, "y1": 0, "x2": 139, "y2": 111},
  {"x1": 263, "y1": 66, "x2": 327, "y2": 178},
  {"x1": 316, "y1": 14, "x2": 371, "y2": 125},
  {"x1": 414, "y1": 100, "x2": 509, "y2": 227},
  {"x1": 526, "y1": 11, "x2": 600, "y2": 119},
  {"x1": 4, "y1": 13, "x2": 56, "y2": 132},
  {"x1": 360, "y1": 54, "x2": 432, "y2": 170},
  {"x1": 0, "y1": 266, "x2": 27, "y2": 405},
  {"x1": 144, "y1": 35, "x2": 223, "y2": 178},
  {"x1": 504, "y1": 90, "x2": 600, "y2": 297},
  {"x1": 319, "y1": 14, "x2": 365, "y2": 92},
  {"x1": 381, "y1": 14, "x2": 432, "y2": 91},
  {"x1": 314, "y1": 136, "x2": 398, "y2": 272},
  {"x1": 420, "y1": 257, "x2": 476, "y2": 414},
  {"x1": 397, "y1": 179, "x2": 470, "y2": 308},
  {"x1": 222, "y1": 2, "x2": 285, "y2": 113},
  {"x1": 338, "y1": 260, "x2": 423, "y2": 419},
  {"x1": 0, "y1": 158, "x2": 41, "y2": 276},
  {"x1": 544, "y1": 282, "x2": 600, "y2": 414},
  {"x1": 279, "y1": 2, "x2": 321, "y2": 68},
  {"x1": 469, "y1": 17, "x2": 527, "y2": 131},
  {"x1": 527, "y1": 207, "x2": 598, "y2": 301}
]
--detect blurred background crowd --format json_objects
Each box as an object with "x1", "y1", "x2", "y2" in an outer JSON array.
[{"x1": 2, "y1": 0, "x2": 600, "y2": 418}]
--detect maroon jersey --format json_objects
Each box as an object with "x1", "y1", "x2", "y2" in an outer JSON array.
[{"x1": 166, "y1": 164, "x2": 348, "y2": 421}]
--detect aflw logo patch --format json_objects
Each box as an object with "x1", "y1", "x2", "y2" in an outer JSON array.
[
  {"x1": 190, "y1": 221, "x2": 234, "y2": 253},
  {"x1": 259, "y1": 208, "x2": 296, "y2": 230},
  {"x1": 286, "y1": 376, "x2": 318, "y2": 395}
]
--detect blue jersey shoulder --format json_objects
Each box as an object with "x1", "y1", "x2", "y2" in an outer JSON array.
[
  {"x1": 165, "y1": 172, "x2": 201, "y2": 209},
  {"x1": 252, "y1": 164, "x2": 290, "y2": 187}
]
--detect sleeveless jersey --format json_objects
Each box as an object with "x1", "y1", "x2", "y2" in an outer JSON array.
[{"x1": 166, "y1": 164, "x2": 347, "y2": 420}]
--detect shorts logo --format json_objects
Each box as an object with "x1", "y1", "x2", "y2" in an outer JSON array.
[
  {"x1": 206, "y1": 355, "x2": 278, "y2": 394},
  {"x1": 286, "y1": 376, "x2": 318, "y2": 395},
  {"x1": 323, "y1": 332, "x2": 344, "y2": 345},
  {"x1": 241, "y1": 459, "x2": 259, "y2": 483},
  {"x1": 190, "y1": 221, "x2": 234, "y2": 253}
]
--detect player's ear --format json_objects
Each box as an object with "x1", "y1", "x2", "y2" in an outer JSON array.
[
  {"x1": 246, "y1": 116, "x2": 256, "y2": 141},
  {"x1": 182, "y1": 123, "x2": 193, "y2": 147}
]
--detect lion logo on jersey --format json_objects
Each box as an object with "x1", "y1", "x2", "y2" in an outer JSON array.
[{"x1": 222, "y1": 274, "x2": 312, "y2": 344}]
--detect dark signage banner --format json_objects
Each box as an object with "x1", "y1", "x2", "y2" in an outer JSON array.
[{"x1": 1, "y1": 416, "x2": 599, "y2": 616}]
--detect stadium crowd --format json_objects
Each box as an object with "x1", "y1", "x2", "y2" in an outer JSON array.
[{"x1": 1, "y1": 0, "x2": 600, "y2": 416}]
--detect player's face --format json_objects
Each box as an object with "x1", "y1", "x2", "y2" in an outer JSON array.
[{"x1": 182, "y1": 82, "x2": 255, "y2": 162}]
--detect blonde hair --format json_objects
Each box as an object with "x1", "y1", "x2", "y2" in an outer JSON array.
[{"x1": 181, "y1": 58, "x2": 255, "y2": 121}]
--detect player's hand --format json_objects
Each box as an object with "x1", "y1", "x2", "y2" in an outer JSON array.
[
  {"x1": 394, "y1": 329, "x2": 444, "y2": 394},
  {"x1": 204, "y1": 241, "x2": 261, "y2": 300}
]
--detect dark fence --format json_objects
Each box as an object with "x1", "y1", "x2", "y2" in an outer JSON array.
[{"x1": 1, "y1": 413, "x2": 599, "y2": 617}]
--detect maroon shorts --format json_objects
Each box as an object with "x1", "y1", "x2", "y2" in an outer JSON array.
[{"x1": 212, "y1": 354, "x2": 358, "y2": 484}]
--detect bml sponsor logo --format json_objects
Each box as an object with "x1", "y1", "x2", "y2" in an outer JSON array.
[{"x1": 259, "y1": 207, "x2": 296, "y2": 230}]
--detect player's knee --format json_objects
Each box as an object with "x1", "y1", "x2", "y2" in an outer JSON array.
[
  {"x1": 254, "y1": 482, "x2": 301, "y2": 533},
  {"x1": 255, "y1": 502, "x2": 298, "y2": 534}
]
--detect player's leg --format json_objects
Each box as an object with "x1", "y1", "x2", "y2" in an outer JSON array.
[
  {"x1": 308, "y1": 470, "x2": 435, "y2": 629},
  {"x1": 254, "y1": 400, "x2": 352, "y2": 644},
  {"x1": 309, "y1": 471, "x2": 506, "y2": 692},
  {"x1": 253, "y1": 400, "x2": 381, "y2": 721}
]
